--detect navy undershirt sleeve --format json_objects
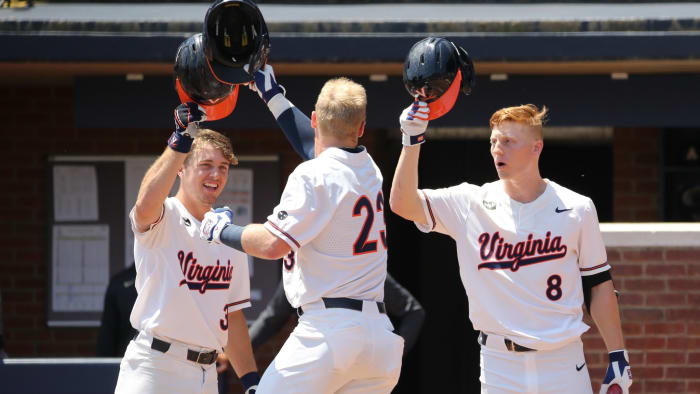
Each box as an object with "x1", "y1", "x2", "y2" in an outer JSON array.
[{"x1": 276, "y1": 105, "x2": 315, "y2": 161}]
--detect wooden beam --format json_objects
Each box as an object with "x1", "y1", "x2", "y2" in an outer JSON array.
[{"x1": 0, "y1": 60, "x2": 699, "y2": 80}]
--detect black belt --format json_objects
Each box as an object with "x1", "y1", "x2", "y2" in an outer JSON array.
[
  {"x1": 297, "y1": 297, "x2": 387, "y2": 317},
  {"x1": 139, "y1": 334, "x2": 218, "y2": 365},
  {"x1": 478, "y1": 331, "x2": 536, "y2": 352}
]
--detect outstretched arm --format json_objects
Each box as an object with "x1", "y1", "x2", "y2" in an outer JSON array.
[
  {"x1": 201, "y1": 215, "x2": 290, "y2": 260},
  {"x1": 251, "y1": 65, "x2": 315, "y2": 161}
]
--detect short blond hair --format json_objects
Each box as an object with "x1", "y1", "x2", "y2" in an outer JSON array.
[
  {"x1": 184, "y1": 128, "x2": 238, "y2": 167},
  {"x1": 314, "y1": 77, "x2": 367, "y2": 137},
  {"x1": 489, "y1": 104, "x2": 548, "y2": 139}
]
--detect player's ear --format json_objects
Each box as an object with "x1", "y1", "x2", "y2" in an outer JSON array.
[
  {"x1": 533, "y1": 140, "x2": 543, "y2": 154},
  {"x1": 311, "y1": 111, "x2": 317, "y2": 129},
  {"x1": 358, "y1": 120, "x2": 366, "y2": 138}
]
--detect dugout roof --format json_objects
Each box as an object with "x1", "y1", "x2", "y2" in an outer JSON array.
[{"x1": 1, "y1": 2, "x2": 700, "y2": 77}]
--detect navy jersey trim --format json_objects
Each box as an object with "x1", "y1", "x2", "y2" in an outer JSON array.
[
  {"x1": 580, "y1": 262, "x2": 609, "y2": 272},
  {"x1": 339, "y1": 145, "x2": 365, "y2": 154},
  {"x1": 419, "y1": 190, "x2": 436, "y2": 230},
  {"x1": 226, "y1": 299, "x2": 251, "y2": 308},
  {"x1": 266, "y1": 220, "x2": 301, "y2": 248}
]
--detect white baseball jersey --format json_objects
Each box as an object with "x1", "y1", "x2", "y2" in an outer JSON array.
[
  {"x1": 264, "y1": 147, "x2": 387, "y2": 308},
  {"x1": 129, "y1": 196, "x2": 251, "y2": 350},
  {"x1": 417, "y1": 179, "x2": 609, "y2": 350}
]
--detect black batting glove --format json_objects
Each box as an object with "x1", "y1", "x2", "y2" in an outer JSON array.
[{"x1": 168, "y1": 102, "x2": 206, "y2": 153}]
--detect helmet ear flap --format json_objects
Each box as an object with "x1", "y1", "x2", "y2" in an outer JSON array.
[{"x1": 452, "y1": 43, "x2": 475, "y2": 95}]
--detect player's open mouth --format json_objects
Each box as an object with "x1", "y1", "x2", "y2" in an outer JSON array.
[
  {"x1": 203, "y1": 182, "x2": 218, "y2": 191},
  {"x1": 496, "y1": 161, "x2": 506, "y2": 169}
]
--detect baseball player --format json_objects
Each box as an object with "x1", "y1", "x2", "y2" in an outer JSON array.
[
  {"x1": 200, "y1": 74, "x2": 405, "y2": 393},
  {"x1": 114, "y1": 104, "x2": 259, "y2": 394},
  {"x1": 390, "y1": 102, "x2": 632, "y2": 394}
]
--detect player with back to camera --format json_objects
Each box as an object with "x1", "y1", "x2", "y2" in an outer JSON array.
[
  {"x1": 200, "y1": 67, "x2": 405, "y2": 393},
  {"x1": 390, "y1": 37, "x2": 632, "y2": 394}
]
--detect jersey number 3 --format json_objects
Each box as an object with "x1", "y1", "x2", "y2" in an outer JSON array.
[{"x1": 353, "y1": 192, "x2": 388, "y2": 255}]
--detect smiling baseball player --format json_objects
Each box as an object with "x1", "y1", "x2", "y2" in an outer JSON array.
[
  {"x1": 114, "y1": 104, "x2": 259, "y2": 394},
  {"x1": 390, "y1": 102, "x2": 632, "y2": 394}
]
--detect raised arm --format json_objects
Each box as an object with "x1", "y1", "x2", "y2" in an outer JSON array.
[
  {"x1": 251, "y1": 64, "x2": 315, "y2": 161},
  {"x1": 389, "y1": 101, "x2": 430, "y2": 226},
  {"x1": 132, "y1": 103, "x2": 204, "y2": 232}
]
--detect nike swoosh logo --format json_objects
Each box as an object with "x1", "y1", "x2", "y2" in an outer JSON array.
[
  {"x1": 576, "y1": 362, "x2": 586, "y2": 371},
  {"x1": 555, "y1": 207, "x2": 573, "y2": 213}
]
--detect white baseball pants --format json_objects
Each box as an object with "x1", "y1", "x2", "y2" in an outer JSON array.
[
  {"x1": 114, "y1": 332, "x2": 219, "y2": 394},
  {"x1": 256, "y1": 300, "x2": 404, "y2": 394},
  {"x1": 479, "y1": 333, "x2": 593, "y2": 394}
]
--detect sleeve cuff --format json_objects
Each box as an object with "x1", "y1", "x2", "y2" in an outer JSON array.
[
  {"x1": 580, "y1": 262, "x2": 611, "y2": 276},
  {"x1": 264, "y1": 221, "x2": 301, "y2": 251},
  {"x1": 414, "y1": 190, "x2": 436, "y2": 233},
  {"x1": 129, "y1": 204, "x2": 165, "y2": 236},
  {"x1": 225, "y1": 299, "x2": 252, "y2": 313},
  {"x1": 267, "y1": 94, "x2": 295, "y2": 119}
]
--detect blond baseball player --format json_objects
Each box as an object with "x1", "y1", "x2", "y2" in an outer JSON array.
[
  {"x1": 200, "y1": 76, "x2": 404, "y2": 393},
  {"x1": 114, "y1": 104, "x2": 259, "y2": 394},
  {"x1": 390, "y1": 102, "x2": 632, "y2": 394}
]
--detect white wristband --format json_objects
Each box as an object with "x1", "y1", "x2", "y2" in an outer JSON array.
[
  {"x1": 402, "y1": 131, "x2": 426, "y2": 146},
  {"x1": 267, "y1": 93, "x2": 295, "y2": 119}
]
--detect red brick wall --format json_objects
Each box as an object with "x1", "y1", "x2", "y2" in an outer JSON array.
[
  {"x1": 613, "y1": 128, "x2": 661, "y2": 222},
  {"x1": 583, "y1": 247, "x2": 700, "y2": 393}
]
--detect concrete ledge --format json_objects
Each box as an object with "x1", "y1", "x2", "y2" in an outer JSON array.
[{"x1": 601, "y1": 222, "x2": 700, "y2": 247}]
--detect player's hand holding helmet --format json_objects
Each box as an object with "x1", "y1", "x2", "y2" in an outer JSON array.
[
  {"x1": 599, "y1": 350, "x2": 633, "y2": 394},
  {"x1": 200, "y1": 207, "x2": 233, "y2": 244},
  {"x1": 249, "y1": 64, "x2": 286, "y2": 104},
  {"x1": 399, "y1": 100, "x2": 429, "y2": 146},
  {"x1": 168, "y1": 102, "x2": 207, "y2": 153}
]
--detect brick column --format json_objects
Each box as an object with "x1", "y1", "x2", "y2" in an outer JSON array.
[{"x1": 613, "y1": 128, "x2": 661, "y2": 221}]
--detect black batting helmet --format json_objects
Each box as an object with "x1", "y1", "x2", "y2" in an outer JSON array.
[
  {"x1": 203, "y1": 0, "x2": 270, "y2": 85},
  {"x1": 174, "y1": 33, "x2": 239, "y2": 121},
  {"x1": 403, "y1": 37, "x2": 475, "y2": 120}
]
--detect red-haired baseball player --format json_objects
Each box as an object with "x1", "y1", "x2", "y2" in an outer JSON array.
[{"x1": 390, "y1": 102, "x2": 632, "y2": 394}]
